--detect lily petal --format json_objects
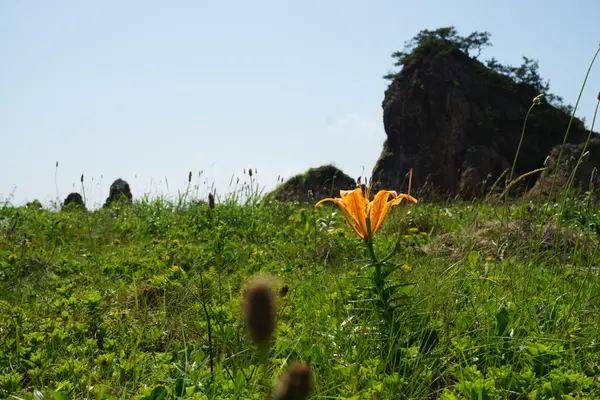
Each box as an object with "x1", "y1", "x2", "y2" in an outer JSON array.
[
  {"x1": 316, "y1": 196, "x2": 366, "y2": 239},
  {"x1": 389, "y1": 193, "x2": 418, "y2": 206},
  {"x1": 369, "y1": 192, "x2": 418, "y2": 235},
  {"x1": 340, "y1": 188, "x2": 369, "y2": 239},
  {"x1": 368, "y1": 190, "x2": 395, "y2": 235}
]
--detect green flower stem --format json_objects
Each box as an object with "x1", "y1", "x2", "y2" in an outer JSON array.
[
  {"x1": 365, "y1": 218, "x2": 390, "y2": 321},
  {"x1": 365, "y1": 218, "x2": 382, "y2": 291},
  {"x1": 365, "y1": 218, "x2": 379, "y2": 264}
]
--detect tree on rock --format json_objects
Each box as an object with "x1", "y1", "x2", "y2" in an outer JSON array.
[{"x1": 383, "y1": 26, "x2": 492, "y2": 80}]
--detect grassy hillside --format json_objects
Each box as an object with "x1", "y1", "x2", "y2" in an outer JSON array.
[{"x1": 2, "y1": 181, "x2": 600, "y2": 399}]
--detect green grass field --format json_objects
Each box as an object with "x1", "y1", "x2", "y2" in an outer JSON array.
[{"x1": 3, "y1": 176, "x2": 600, "y2": 399}]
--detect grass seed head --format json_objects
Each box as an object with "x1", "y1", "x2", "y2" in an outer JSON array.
[
  {"x1": 242, "y1": 276, "x2": 276, "y2": 345},
  {"x1": 272, "y1": 362, "x2": 313, "y2": 400},
  {"x1": 279, "y1": 285, "x2": 289, "y2": 298}
]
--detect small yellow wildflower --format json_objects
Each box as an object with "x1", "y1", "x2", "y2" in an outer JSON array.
[
  {"x1": 408, "y1": 227, "x2": 419, "y2": 234},
  {"x1": 8, "y1": 253, "x2": 17, "y2": 261},
  {"x1": 171, "y1": 265, "x2": 182, "y2": 272},
  {"x1": 328, "y1": 228, "x2": 345, "y2": 236},
  {"x1": 419, "y1": 231, "x2": 428, "y2": 236},
  {"x1": 403, "y1": 234, "x2": 411, "y2": 239},
  {"x1": 172, "y1": 239, "x2": 180, "y2": 246},
  {"x1": 248, "y1": 250, "x2": 265, "y2": 263},
  {"x1": 485, "y1": 256, "x2": 496, "y2": 262},
  {"x1": 25, "y1": 241, "x2": 32, "y2": 247},
  {"x1": 400, "y1": 264, "x2": 411, "y2": 272}
]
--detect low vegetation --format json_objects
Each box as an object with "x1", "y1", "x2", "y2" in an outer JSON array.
[{"x1": 3, "y1": 173, "x2": 600, "y2": 399}]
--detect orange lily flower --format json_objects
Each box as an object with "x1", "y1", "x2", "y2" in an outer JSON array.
[{"x1": 315, "y1": 183, "x2": 418, "y2": 240}]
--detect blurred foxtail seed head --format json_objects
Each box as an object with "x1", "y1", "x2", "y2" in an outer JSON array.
[
  {"x1": 242, "y1": 276, "x2": 276, "y2": 346},
  {"x1": 272, "y1": 362, "x2": 313, "y2": 400}
]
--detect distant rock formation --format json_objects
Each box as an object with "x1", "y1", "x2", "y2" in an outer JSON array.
[
  {"x1": 103, "y1": 179, "x2": 132, "y2": 207},
  {"x1": 268, "y1": 164, "x2": 357, "y2": 203},
  {"x1": 62, "y1": 192, "x2": 85, "y2": 210},
  {"x1": 26, "y1": 199, "x2": 42, "y2": 209},
  {"x1": 372, "y1": 35, "x2": 594, "y2": 200}
]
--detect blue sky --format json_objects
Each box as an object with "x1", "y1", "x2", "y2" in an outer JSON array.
[{"x1": 1, "y1": 0, "x2": 599, "y2": 208}]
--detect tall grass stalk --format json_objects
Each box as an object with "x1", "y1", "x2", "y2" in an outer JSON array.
[{"x1": 548, "y1": 46, "x2": 600, "y2": 204}]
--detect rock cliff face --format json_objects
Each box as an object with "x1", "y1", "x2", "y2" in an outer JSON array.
[{"x1": 372, "y1": 42, "x2": 591, "y2": 199}]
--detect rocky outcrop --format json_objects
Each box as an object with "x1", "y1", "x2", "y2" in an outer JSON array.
[
  {"x1": 62, "y1": 192, "x2": 85, "y2": 210},
  {"x1": 372, "y1": 41, "x2": 592, "y2": 200},
  {"x1": 26, "y1": 200, "x2": 42, "y2": 209},
  {"x1": 103, "y1": 179, "x2": 132, "y2": 207},
  {"x1": 268, "y1": 165, "x2": 356, "y2": 203},
  {"x1": 528, "y1": 137, "x2": 600, "y2": 199}
]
